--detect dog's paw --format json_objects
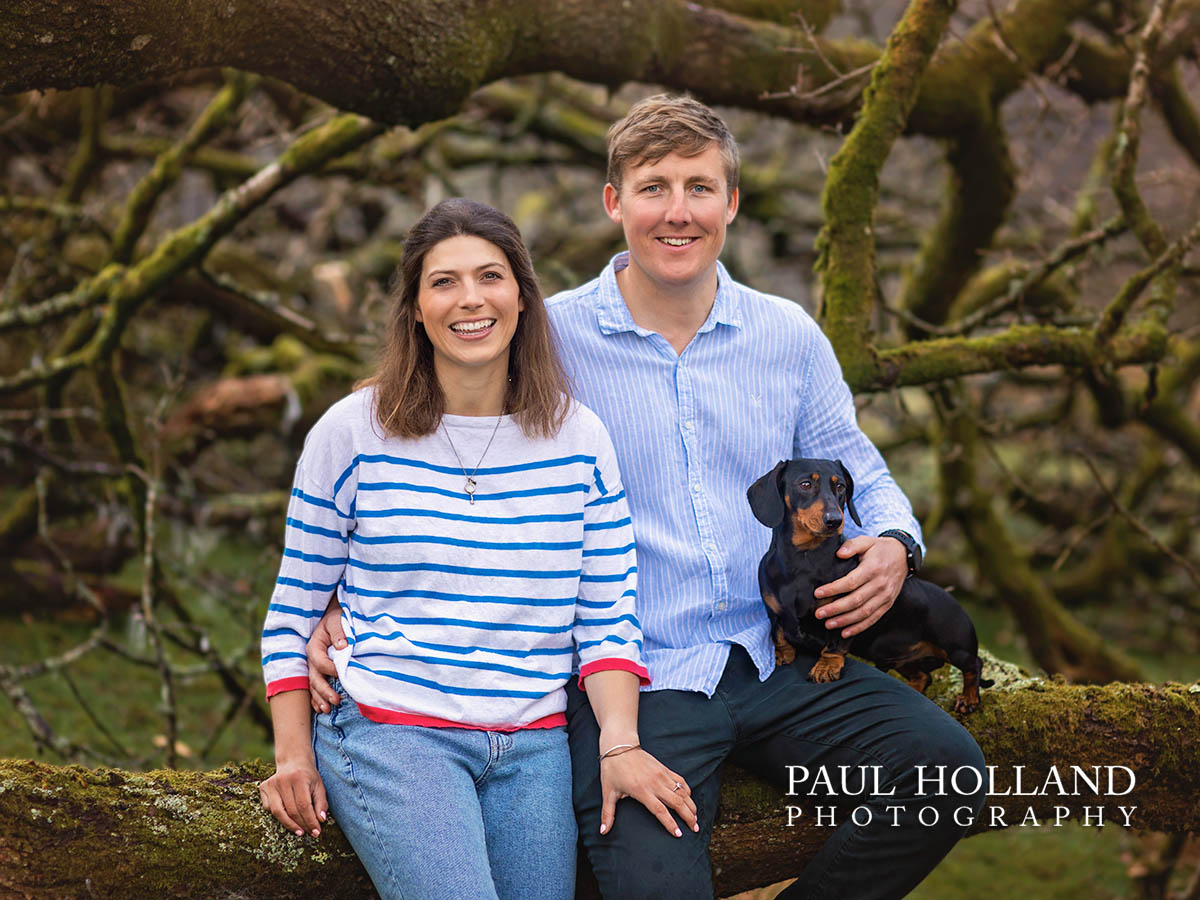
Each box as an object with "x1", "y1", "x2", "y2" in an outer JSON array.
[
  {"x1": 905, "y1": 671, "x2": 932, "y2": 694},
  {"x1": 808, "y1": 652, "x2": 845, "y2": 683},
  {"x1": 952, "y1": 693, "x2": 980, "y2": 715},
  {"x1": 773, "y1": 629, "x2": 796, "y2": 666}
]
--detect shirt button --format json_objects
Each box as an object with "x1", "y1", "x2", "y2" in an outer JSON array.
[
  {"x1": 716, "y1": 601, "x2": 727, "y2": 612},
  {"x1": 692, "y1": 483, "x2": 702, "y2": 493},
  {"x1": 683, "y1": 421, "x2": 693, "y2": 431}
]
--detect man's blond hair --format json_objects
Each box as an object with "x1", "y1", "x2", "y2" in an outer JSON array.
[{"x1": 606, "y1": 94, "x2": 739, "y2": 197}]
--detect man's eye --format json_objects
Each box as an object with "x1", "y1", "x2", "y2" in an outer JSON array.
[
  {"x1": 645, "y1": 184, "x2": 661, "y2": 193},
  {"x1": 692, "y1": 184, "x2": 709, "y2": 193}
]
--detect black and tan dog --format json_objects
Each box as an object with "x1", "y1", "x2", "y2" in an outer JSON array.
[{"x1": 747, "y1": 458, "x2": 989, "y2": 714}]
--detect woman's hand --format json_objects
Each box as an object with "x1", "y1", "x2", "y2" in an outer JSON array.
[
  {"x1": 306, "y1": 598, "x2": 346, "y2": 713},
  {"x1": 259, "y1": 758, "x2": 328, "y2": 838},
  {"x1": 599, "y1": 748, "x2": 698, "y2": 838}
]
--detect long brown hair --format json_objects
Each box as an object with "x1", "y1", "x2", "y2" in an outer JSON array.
[{"x1": 360, "y1": 198, "x2": 570, "y2": 439}]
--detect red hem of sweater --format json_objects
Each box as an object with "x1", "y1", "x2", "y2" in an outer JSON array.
[
  {"x1": 577, "y1": 658, "x2": 652, "y2": 691},
  {"x1": 265, "y1": 677, "x2": 311, "y2": 699},
  {"x1": 355, "y1": 704, "x2": 567, "y2": 731}
]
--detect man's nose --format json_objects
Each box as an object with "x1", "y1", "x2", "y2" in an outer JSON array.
[{"x1": 665, "y1": 190, "x2": 692, "y2": 224}]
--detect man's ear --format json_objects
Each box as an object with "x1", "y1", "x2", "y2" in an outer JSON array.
[
  {"x1": 747, "y1": 460, "x2": 788, "y2": 527},
  {"x1": 835, "y1": 459, "x2": 861, "y2": 527},
  {"x1": 603, "y1": 183, "x2": 623, "y2": 224},
  {"x1": 725, "y1": 186, "x2": 739, "y2": 225}
]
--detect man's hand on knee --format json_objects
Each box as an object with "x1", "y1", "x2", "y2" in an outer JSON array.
[{"x1": 307, "y1": 597, "x2": 346, "y2": 713}]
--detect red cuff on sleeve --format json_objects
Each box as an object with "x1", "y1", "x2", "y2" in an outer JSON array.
[
  {"x1": 578, "y1": 658, "x2": 651, "y2": 691},
  {"x1": 265, "y1": 676, "x2": 311, "y2": 699}
]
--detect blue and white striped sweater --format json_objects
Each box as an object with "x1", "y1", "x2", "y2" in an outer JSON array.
[{"x1": 261, "y1": 389, "x2": 648, "y2": 729}]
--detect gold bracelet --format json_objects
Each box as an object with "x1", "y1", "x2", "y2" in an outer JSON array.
[{"x1": 598, "y1": 742, "x2": 640, "y2": 761}]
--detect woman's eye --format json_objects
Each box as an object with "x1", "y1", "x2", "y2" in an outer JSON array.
[
  {"x1": 432, "y1": 277, "x2": 451, "y2": 287},
  {"x1": 481, "y1": 271, "x2": 501, "y2": 281}
]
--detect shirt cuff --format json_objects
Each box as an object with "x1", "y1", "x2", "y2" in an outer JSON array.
[
  {"x1": 577, "y1": 658, "x2": 651, "y2": 690},
  {"x1": 265, "y1": 676, "x2": 311, "y2": 699}
]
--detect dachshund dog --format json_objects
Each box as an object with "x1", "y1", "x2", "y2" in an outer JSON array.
[{"x1": 748, "y1": 458, "x2": 989, "y2": 714}]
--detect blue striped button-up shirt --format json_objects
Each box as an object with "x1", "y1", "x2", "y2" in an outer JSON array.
[{"x1": 546, "y1": 253, "x2": 922, "y2": 696}]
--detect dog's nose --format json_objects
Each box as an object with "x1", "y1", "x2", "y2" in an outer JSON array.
[{"x1": 823, "y1": 510, "x2": 843, "y2": 529}]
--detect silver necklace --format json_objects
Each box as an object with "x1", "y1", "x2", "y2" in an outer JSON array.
[{"x1": 440, "y1": 414, "x2": 503, "y2": 504}]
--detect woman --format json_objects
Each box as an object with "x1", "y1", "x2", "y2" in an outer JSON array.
[{"x1": 258, "y1": 198, "x2": 695, "y2": 900}]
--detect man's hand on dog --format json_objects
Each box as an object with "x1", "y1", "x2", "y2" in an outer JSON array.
[
  {"x1": 307, "y1": 599, "x2": 345, "y2": 713},
  {"x1": 813, "y1": 535, "x2": 907, "y2": 637}
]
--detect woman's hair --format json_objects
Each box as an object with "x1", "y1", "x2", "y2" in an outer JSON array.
[{"x1": 360, "y1": 198, "x2": 570, "y2": 439}]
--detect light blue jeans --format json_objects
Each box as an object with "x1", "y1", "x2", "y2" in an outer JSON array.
[{"x1": 313, "y1": 679, "x2": 576, "y2": 900}]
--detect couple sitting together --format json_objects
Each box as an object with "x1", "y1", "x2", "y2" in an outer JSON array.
[{"x1": 259, "y1": 94, "x2": 986, "y2": 900}]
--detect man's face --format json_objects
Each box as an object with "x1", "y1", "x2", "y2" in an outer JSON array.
[{"x1": 604, "y1": 142, "x2": 739, "y2": 296}]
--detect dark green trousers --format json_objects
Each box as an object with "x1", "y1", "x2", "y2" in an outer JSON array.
[{"x1": 567, "y1": 644, "x2": 986, "y2": 900}]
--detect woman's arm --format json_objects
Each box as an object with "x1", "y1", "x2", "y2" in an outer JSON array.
[
  {"x1": 258, "y1": 690, "x2": 328, "y2": 838},
  {"x1": 582, "y1": 669, "x2": 698, "y2": 837}
]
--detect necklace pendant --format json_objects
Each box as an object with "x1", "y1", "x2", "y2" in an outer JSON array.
[{"x1": 464, "y1": 477, "x2": 477, "y2": 504}]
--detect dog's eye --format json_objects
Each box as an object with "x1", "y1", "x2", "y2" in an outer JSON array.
[
  {"x1": 799, "y1": 480, "x2": 812, "y2": 489},
  {"x1": 835, "y1": 484, "x2": 846, "y2": 495}
]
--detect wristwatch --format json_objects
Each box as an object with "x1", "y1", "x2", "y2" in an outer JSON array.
[{"x1": 879, "y1": 529, "x2": 922, "y2": 576}]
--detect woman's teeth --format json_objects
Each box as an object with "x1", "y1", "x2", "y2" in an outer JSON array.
[{"x1": 451, "y1": 319, "x2": 495, "y2": 334}]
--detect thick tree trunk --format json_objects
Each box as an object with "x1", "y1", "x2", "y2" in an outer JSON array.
[
  {"x1": 9, "y1": 0, "x2": 1173, "y2": 136},
  {"x1": 3, "y1": 655, "x2": 1198, "y2": 900}
]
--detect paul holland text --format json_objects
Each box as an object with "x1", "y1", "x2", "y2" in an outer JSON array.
[{"x1": 782, "y1": 764, "x2": 1137, "y2": 828}]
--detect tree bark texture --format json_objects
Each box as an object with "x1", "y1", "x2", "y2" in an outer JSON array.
[
  {"x1": 4, "y1": 0, "x2": 1190, "y2": 393},
  {"x1": 3, "y1": 657, "x2": 1198, "y2": 900},
  {"x1": 10, "y1": 0, "x2": 1186, "y2": 134}
]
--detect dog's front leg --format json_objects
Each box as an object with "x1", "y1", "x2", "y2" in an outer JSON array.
[{"x1": 759, "y1": 559, "x2": 796, "y2": 666}]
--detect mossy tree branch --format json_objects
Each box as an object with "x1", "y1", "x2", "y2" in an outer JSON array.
[
  {"x1": 897, "y1": 0, "x2": 1095, "y2": 329},
  {"x1": 110, "y1": 70, "x2": 256, "y2": 264},
  {"x1": 857, "y1": 321, "x2": 1166, "y2": 392},
  {"x1": 1111, "y1": 0, "x2": 1173, "y2": 262},
  {"x1": 2, "y1": 665, "x2": 1198, "y2": 899},
  {"x1": 814, "y1": 0, "x2": 957, "y2": 386},
  {"x1": 936, "y1": 394, "x2": 1145, "y2": 682},
  {"x1": 0, "y1": 114, "x2": 383, "y2": 398}
]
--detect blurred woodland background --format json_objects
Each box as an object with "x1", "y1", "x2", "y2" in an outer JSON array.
[{"x1": 1, "y1": 0, "x2": 1199, "y2": 897}]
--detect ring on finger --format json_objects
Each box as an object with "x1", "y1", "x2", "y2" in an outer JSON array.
[{"x1": 672, "y1": 781, "x2": 683, "y2": 792}]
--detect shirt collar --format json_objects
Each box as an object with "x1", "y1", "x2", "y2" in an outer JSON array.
[{"x1": 595, "y1": 252, "x2": 744, "y2": 336}]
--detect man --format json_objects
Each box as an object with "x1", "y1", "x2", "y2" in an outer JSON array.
[{"x1": 308, "y1": 95, "x2": 985, "y2": 899}]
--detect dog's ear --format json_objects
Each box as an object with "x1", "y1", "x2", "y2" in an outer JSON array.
[
  {"x1": 835, "y1": 459, "x2": 862, "y2": 527},
  {"x1": 748, "y1": 460, "x2": 788, "y2": 527}
]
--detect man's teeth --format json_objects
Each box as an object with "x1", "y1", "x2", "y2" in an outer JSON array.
[
  {"x1": 451, "y1": 319, "x2": 495, "y2": 333},
  {"x1": 659, "y1": 237, "x2": 695, "y2": 246}
]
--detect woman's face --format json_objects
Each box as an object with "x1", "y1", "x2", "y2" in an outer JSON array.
[{"x1": 415, "y1": 234, "x2": 524, "y2": 383}]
